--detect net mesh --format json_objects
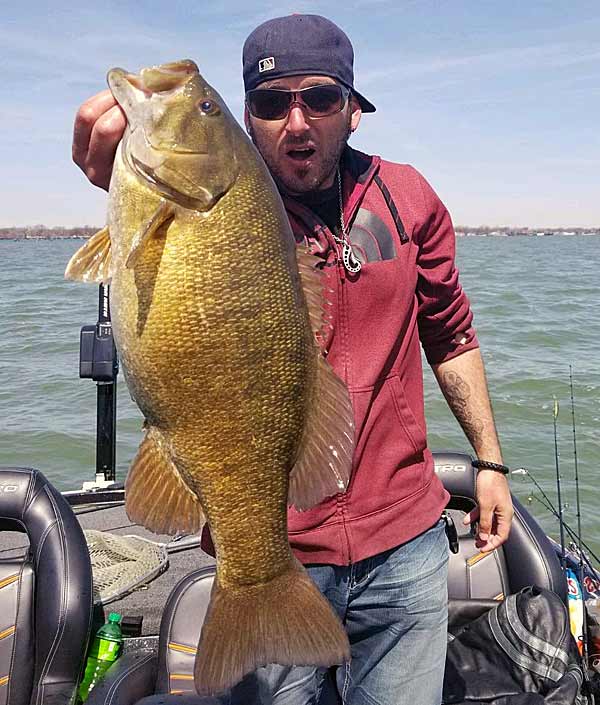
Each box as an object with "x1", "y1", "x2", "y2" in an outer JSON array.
[{"x1": 84, "y1": 529, "x2": 169, "y2": 605}]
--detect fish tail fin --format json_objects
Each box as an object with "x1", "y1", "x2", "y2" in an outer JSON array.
[{"x1": 194, "y1": 559, "x2": 349, "y2": 695}]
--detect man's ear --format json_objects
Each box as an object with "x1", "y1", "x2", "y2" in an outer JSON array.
[{"x1": 349, "y1": 95, "x2": 362, "y2": 133}]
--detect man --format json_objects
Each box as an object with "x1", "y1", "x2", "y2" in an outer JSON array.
[{"x1": 72, "y1": 14, "x2": 513, "y2": 705}]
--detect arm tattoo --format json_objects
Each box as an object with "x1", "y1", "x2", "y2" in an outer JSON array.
[{"x1": 441, "y1": 370, "x2": 484, "y2": 446}]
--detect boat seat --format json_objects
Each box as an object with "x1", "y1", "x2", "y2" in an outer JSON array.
[
  {"x1": 85, "y1": 566, "x2": 221, "y2": 704},
  {"x1": 0, "y1": 466, "x2": 94, "y2": 705},
  {"x1": 86, "y1": 451, "x2": 567, "y2": 704},
  {"x1": 433, "y1": 451, "x2": 567, "y2": 627}
]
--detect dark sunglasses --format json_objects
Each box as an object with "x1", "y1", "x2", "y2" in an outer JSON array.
[{"x1": 245, "y1": 84, "x2": 350, "y2": 120}]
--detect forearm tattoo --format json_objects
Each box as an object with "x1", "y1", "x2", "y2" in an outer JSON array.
[{"x1": 441, "y1": 371, "x2": 484, "y2": 446}]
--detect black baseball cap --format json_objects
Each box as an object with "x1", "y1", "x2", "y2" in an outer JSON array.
[{"x1": 242, "y1": 14, "x2": 376, "y2": 113}]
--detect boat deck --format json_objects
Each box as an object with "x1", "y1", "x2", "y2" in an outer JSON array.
[{"x1": 0, "y1": 501, "x2": 215, "y2": 636}]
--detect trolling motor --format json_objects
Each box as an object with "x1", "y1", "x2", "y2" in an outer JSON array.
[{"x1": 79, "y1": 283, "x2": 119, "y2": 488}]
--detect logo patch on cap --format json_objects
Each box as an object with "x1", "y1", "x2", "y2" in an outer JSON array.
[{"x1": 258, "y1": 57, "x2": 275, "y2": 73}]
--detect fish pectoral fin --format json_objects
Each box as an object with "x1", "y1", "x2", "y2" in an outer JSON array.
[
  {"x1": 194, "y1": 559, "x2": 349, "y2": 695},
  {"x1": 295, "y1": 246, "x2": 332, "y2": 338},
  {"x1": 126, "y1": 199, "x2": 175, "y2": 269},
  {"x1": 288, "y1": 353, "x2": 355, "y2": 511},
  {"x1": 289, "y1": 248, "x2": 354, "y2": 510},
  {"x1": 64, "y1": 226, "x2": 112, "y2": 283},
  {"x1": 125, "y1": 425, "x2": 205, "y2": 535}
]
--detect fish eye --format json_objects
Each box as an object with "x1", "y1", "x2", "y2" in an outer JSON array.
[{"x1": 198, "y1": 99, "x2": 219, "y2": 115}]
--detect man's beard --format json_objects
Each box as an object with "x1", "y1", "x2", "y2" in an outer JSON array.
[{"x1": 249, "y1": 115, "x2": 352, "y2": 195}]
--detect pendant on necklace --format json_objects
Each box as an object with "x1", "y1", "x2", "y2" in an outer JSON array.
[
  {"x1": 342, "y1": 242, "x2": 362, "y2": 273},
  {"x1": 337, "y1": 167, "x2": 362, "y2": 274}
]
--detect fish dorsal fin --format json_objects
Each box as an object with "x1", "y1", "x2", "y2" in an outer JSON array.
[
  {"x1": 288, "y1": 249, "x2": 354, "y2": 511},
  {"x1": 125, "y1": 425, "x2": 206, "y2": 535},
  {"x1": 126, "y1": 199, "x2": 175, "y2": 269},
  {"x1": 64, "y1": 226, "x2": 112, "y2": 283}
]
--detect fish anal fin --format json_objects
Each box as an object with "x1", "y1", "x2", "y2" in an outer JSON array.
[
  {"x1": 125, "y1": 426, "x2": 205, "y2": 535},
  {"x1": 126, "y1": 199, "x2": 175, "y2": 269},
  {"x1": 288, "y1": 354, "x2": 355, "y2": 511},
  {"x1": 64, "y1": 226, "x2": 112, "y2": 283},
  {"x1": 194, "y1": 559, "x2": 349, "y2": 695}
]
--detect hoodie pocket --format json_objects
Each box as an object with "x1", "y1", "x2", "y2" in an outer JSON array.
[{"x1": 388, "y1": 375, "x2": 427, "y2": 456}]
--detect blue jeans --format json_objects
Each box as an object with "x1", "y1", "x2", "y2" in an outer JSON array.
[{"x1": 227, "y1": 518, "x2": 449, "y2": 705}]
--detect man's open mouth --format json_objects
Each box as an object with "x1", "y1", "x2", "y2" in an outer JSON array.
[{"x1": 287, "y1": 148, "x2": 316, "y2": 161}]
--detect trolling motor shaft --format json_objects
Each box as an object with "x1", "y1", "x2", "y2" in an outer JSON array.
[{"x1": 79, "y1": 283, "x2": 119, "y2": 482}]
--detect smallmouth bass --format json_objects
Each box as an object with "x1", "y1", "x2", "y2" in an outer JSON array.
[{"x1": 65, "y1": 60, "x2": 354, "y2": 695}]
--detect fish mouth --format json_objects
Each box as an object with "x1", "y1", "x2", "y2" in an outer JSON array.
[
  {"x1": 130, "y1": 152, "x2": 213, "y2": 209},
  {"x1": 130, "y1": 153, "x2": 171, "y2": 190},
  {"x1": 122, "y1": 60, "x2": 199, "y2": 94}
]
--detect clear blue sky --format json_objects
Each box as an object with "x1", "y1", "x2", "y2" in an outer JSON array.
[{"x1": 3, "y1": 0, "x2": 599, "y2": 228}]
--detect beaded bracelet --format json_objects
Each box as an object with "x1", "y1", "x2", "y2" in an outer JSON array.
[{"x1": 472, "y1": 459, "x2": 510, "y2": 475}]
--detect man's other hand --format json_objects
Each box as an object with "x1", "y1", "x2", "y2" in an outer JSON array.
[
  {"x1": 463, "y1": 470, "x2": 514, "y2": 553},
  {"x1": 72, "y1": 90, "x2": 126, "y2": 191}
]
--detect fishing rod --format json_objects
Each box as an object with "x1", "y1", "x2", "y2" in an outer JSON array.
[
  {"x1": 512, "y1": 469, "x2": 600, "y2": 575},
  {"x1": 553, "y1": 397, "x2": 567, "y2": 573},
  {"x1": 524, "y1": 486, "x2": 600, "y2": 578},
  {"x1": 570, "y1": 366, "x2": 591, "y2": 677},
  {"x1": 570, "y1": 366, "x2": 585, "y2": 574}
]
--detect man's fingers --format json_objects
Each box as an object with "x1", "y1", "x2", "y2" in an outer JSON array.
[
  {"x1": 478, "y1": 505, "x2": 493, "y2": 539},
  {"x1": 477, "y1": 533, "x2": 503, "y2": 553},
  {"x1": 468, "y1": 502, "x2": 493, "y2": 549},
  {"x1": 493, "y1": 506, "x2": 513, "y2": 546},
  {"x1": 72, "y1": 90, "x2": 117, "y2": 168},
  {"x1": 462, "y1": 507, "x2": 479, "y2": 526},
  {"x1": 73, "y1": 91, "x2": 125, "y2": 190},
  {"x1": 84, "y1": 105, "x2": 126, "y2": 190}
]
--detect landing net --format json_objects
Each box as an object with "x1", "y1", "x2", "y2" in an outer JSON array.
[{"x1": 84, "y1": 530, "x2": 169, "y2": 605}]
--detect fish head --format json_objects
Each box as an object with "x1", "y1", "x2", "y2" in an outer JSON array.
[{"x1": 108, "y1": 60, "x2": 240, "y2": 211}]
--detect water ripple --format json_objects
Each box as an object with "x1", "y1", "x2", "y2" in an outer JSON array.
[{"x1": 1, "y1": 237, "x2": 599, "y2": 554}]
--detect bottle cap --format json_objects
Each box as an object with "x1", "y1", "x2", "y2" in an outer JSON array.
[{"x1": 108, "y1": 612, "x2": 122, "y2": 623}]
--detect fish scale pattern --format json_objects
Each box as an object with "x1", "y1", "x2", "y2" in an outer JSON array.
[{"x1": 111, "y1": 141, "x2": 314, "y2": 586}]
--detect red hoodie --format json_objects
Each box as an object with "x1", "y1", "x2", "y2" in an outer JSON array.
[
  {"x1": 201, "y1": 147, "x2": 478, "y2": 565},
  {"x1": 282, "y1": 148, "x2": 479, "y2": 565}
]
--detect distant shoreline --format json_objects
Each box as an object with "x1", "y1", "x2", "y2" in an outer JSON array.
[
  {"x1": 0, "y1": 227, "x2": 98, "y2": 241},
  {"x1": 455, "y1": 228, "x2": 599, "y2": 237},
  {"x1": 0, "y1": 226, "x2": 598, "y2": 240}
]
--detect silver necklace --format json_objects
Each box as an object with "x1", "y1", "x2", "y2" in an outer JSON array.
[{"x1": 334, "y1": 168, "x2": 362, "y2": 274}]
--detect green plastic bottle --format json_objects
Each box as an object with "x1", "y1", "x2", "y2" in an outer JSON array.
[{"x1": 77, "y1": 612, "x2": 123, "y2": 702}]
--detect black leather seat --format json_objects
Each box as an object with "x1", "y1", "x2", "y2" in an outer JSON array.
[
  {"x1": 433, "y1": 451, "x2": 567, "y2": 629},
  {"x1": 0, "y1": 467, "x2": 93, "y2": 705},
  {"x1": 85, "y1": 564, "x2": 214, "y2": 705},
  {"x1": 87, "y1": 451, "x2": 567, "y2": 703}
]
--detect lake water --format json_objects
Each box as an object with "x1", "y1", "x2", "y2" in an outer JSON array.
[{"x1": 1, "y1": 235, "x2": 599, "y2": 555}]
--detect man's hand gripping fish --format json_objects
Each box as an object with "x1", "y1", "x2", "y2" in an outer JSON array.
[{"x1": 65, "y1": 60, "x2": 354, "y2": 695}]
